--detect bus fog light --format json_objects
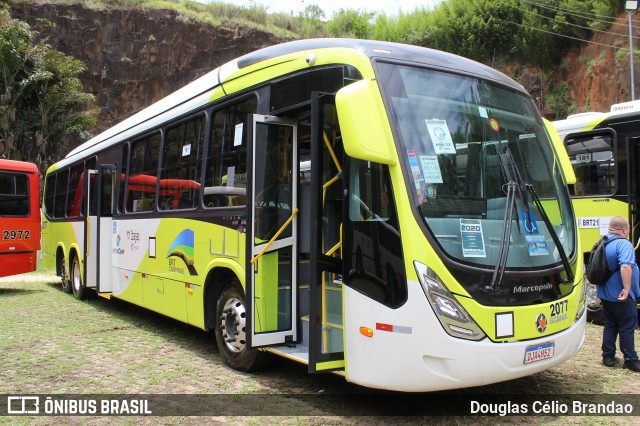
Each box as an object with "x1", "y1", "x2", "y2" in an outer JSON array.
[
  {"x1": 448, "y1": 324, "x2": 477, "y2": 336},
  {"x1": 414, "y1": 261, "x2": 485, "y2": 341}
]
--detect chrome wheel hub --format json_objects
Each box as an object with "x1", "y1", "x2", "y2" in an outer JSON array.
[{"x1": 219, "y1": 297, "x2": 247, "y2": 353}]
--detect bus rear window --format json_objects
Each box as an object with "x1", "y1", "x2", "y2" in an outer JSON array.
[{"x1": 0, "y1": 172, "x2": 30, "y2": 216}]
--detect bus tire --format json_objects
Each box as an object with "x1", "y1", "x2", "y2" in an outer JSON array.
[
  {"x1": 70, "y1": 254, "x2": 87, "y2": 301},
  {"x1": 214, "y1": 279, "x2": 269, "y2": 372},
  {"x1": 587, "y1": 307, "x2": 604, "y2": 325},
  {"x1": 57, "y1": 254, "x2": 72, "y2": 294}
]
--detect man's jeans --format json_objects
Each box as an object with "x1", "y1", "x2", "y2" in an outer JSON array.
[{"x1": 601, "y1": 299, "x2": 639, "y2": 361}]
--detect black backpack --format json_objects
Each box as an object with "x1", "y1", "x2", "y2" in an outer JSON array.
[{"x1": 585, "y1": 235, "x2": 624, "y2": 285}]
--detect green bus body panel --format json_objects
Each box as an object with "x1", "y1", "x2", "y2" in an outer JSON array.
[
  {"x1": 458, "y1": 277, "x2": 582, "y2": 341},
  {"x1": 315, "y1": 359, "x2": 346, "y2": 371},
  {"x1": 253, "y1": 251, "x2": 279, "y2": 333},
  {"x1": 43, "y1": 215, "x2": 247, "y2": 331},
  {"x1": 573, "y1": 197, "x2": 628, "y2": 254},
  {"x1": 544, "y1": 118, "x2": 576, "y2": 185},
  {"x1": 212, "y1": 47, "x2": 375, "y2": 102},
  {"x1": 40, "y1": 220, "x2": 79, "y2": 274}
]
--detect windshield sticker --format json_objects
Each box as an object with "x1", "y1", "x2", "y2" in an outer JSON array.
[
  {"x1": 519, "y1": 211, "x2": 539, "y2": 235},
  {"x1": 525, "y1": 235, "x2": 549, "y2": 256},
  {"x1": 233, "y1": 123, "x2": 244, "y2": 147},
  {"x1": 420, "y1": 155, "x2": 443, "y2": 184},
  {"x1": 460, "y1": 219, "x2": 486, "y2": 258},
  {"x1": 478, "y1": 106, "x2": 488, "y2": 118},
  {"x1": 598, "y1": 217, "x2": 612, "y2": 236},
  {"x1": 519, "y1": 133, "x2": 536, "y2": 140},
  {"x1": 489, "y1": 118, "x2": 500, "y2": 132},
  {"x1": 425, "y1": 119, "x2": 456, "y2": 154},
  {"x1": 407, "y1": 150, "x2": 424, "y2": 192},
  {"x1": 575, "y1": 153, "x2": 592, "y2": 163}
]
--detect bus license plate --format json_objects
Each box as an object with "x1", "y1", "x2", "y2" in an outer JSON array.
[{"x1": 523, "y1": 341, "x2": 555, "y2": 364}]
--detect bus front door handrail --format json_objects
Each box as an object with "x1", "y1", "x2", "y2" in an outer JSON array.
[{"x1": 250, "y1": 208, "x2": 299, "y2": 265}]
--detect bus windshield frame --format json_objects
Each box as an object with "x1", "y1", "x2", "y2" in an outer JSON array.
[{"x1": 375, "y1": 60, "x2": 576, "y2": 273}]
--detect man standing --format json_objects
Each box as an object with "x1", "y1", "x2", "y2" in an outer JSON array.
[{"x1": 598, "y1": 216, "x2": 640, "y2": 372}]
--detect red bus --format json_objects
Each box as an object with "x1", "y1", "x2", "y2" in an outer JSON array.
[{"x1": 0, "y1": 159, "x2": 41, "y2": 277}]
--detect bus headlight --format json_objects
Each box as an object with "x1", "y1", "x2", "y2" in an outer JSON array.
[{"x1": 414, "y1": 261, "x2": 485, "y2": 341}]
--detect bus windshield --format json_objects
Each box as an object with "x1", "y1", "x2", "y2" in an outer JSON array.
[{"x1": 377, "y1": 62, "x2": 575, "y2": 271}]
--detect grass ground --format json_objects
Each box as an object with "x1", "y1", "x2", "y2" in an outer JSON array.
[{"x1": 0, "y1": 272, "x2": 638, "y2": 424}]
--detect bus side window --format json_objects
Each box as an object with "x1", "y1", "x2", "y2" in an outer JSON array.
[
  {"x1": 348, "y1": 160, "x2": 392, "y2": 222},
  {"x1": 344, "y1": 159, "x2": 407, "y2": 308},
  {"x1": 160, "y1": 115, "x2": 204, "y2": 210},
  {"x1": 53, "y1": 170, "x2": 69, "y2": 218},
  {"x1": 127, "y1": 134, "x2": 160, "y2": 212},
  {"x1": 203, "y1": 96, "x2": 255, "y2": 208},
  {"x1": 66, "y1": 163, "x2": 84, "y2": 217}
]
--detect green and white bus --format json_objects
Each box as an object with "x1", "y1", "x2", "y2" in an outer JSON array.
[
  {"x1": 553, "y1": 101, "x2": 640, "y2": 323},
  {"x1": 42, "y1": 39, "x2": 585, "y2": 392}
]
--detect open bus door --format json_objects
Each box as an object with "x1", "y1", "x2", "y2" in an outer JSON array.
[
  {"x1": 246, "y1": 115, "x2": 298, "y2": 347},
  {"x1": 309, "y1": 93, "x2": 345, "y2": 373},
  {"x1": 84, "y1": 165, "x2": 116, "y2": 294}
]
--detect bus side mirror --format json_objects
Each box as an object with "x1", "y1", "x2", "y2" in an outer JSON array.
[
  {"x1": 544, "y1": 118, "x2": 576, "y2": 185},
  {"x1": 336, "y1": 79, "x2": 396, "y2": 165}
]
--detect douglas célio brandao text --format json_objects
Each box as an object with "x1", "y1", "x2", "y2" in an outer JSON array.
[{"x1": 470, "y1": 399, "x2": 635, "y2": 416}]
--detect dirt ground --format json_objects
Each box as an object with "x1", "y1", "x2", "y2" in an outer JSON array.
[{"x1": 0, "y1": 272, "x2": 639, "y2": 424}]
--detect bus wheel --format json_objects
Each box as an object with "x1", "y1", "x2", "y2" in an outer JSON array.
[
  {"x1": 71, "y1": 255, "x2": 87, "y2": 301},
  {"x1": 57, "y1": 255, "x2": 72, "y2": 294},
  {"x1": 214, "y1": 280, "x2": 268, "y2": 372}
]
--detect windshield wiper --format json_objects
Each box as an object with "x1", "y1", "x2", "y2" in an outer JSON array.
[
  {"x1": 505, "y1": 148, "x2": 535, "y2": 234},
  {"x1": 483, "y1": 146, "x2": 520, "y2": 292},
  {"x1": 523, "y1": 182, "x2": 575, "y2": 284},
  {"x1": 494, "y1": 147, "x2": 521, "y2": 232},
  {"x1": 483, "y1": 180, "x2": 517, "y2": 292}
]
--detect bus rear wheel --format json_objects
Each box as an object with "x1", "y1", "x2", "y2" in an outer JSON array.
[
  {"x1": 214, "y1": 280, "x2": 269, "y2": 372},
  {"x1": 57, "y1": 255, "x2": 72, "y2": 294},
  {"x1": 71, "y1": 255, "x2": 87, "y2": 301}
]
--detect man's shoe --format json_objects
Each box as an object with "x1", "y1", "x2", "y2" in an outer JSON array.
[
  {"x1": 602, "y1": 356, "x2": 621, "y2": 367},
  {"x1": 623, "y1": 359, "x2": 640, "y2": 372}
]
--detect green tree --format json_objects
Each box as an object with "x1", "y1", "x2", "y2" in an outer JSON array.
[
  {"x1": 297, "y1": 4, "x2": 327, "y2": 38},
  {"x1": 0, "y1": 10, "x2": 97, "y2": 169},
  {"x1": 327, "y1": 8, "x2": 374, "y2": 39}
]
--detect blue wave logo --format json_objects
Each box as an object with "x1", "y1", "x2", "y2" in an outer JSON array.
[{"x1": 167, "y1": 229, "x2": 197, "y2": 275}]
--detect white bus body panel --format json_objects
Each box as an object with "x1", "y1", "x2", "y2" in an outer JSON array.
[
  {"x1": 111, "y1": 218, "x2": 161, "y2": 296},
  {"x1": 343, "y1": 282, "x2": 586, "y2": 392},
  {"x1": 71, "y1": 220, "x2": 85, "y2": 263}
]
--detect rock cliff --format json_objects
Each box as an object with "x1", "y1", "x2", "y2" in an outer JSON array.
[
  {"x1": 9, "y1": 2, "x2": 635, "y2": 133},
  {"x1": 10, "y1": 2, "x2": 287, "y2": 138}
]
